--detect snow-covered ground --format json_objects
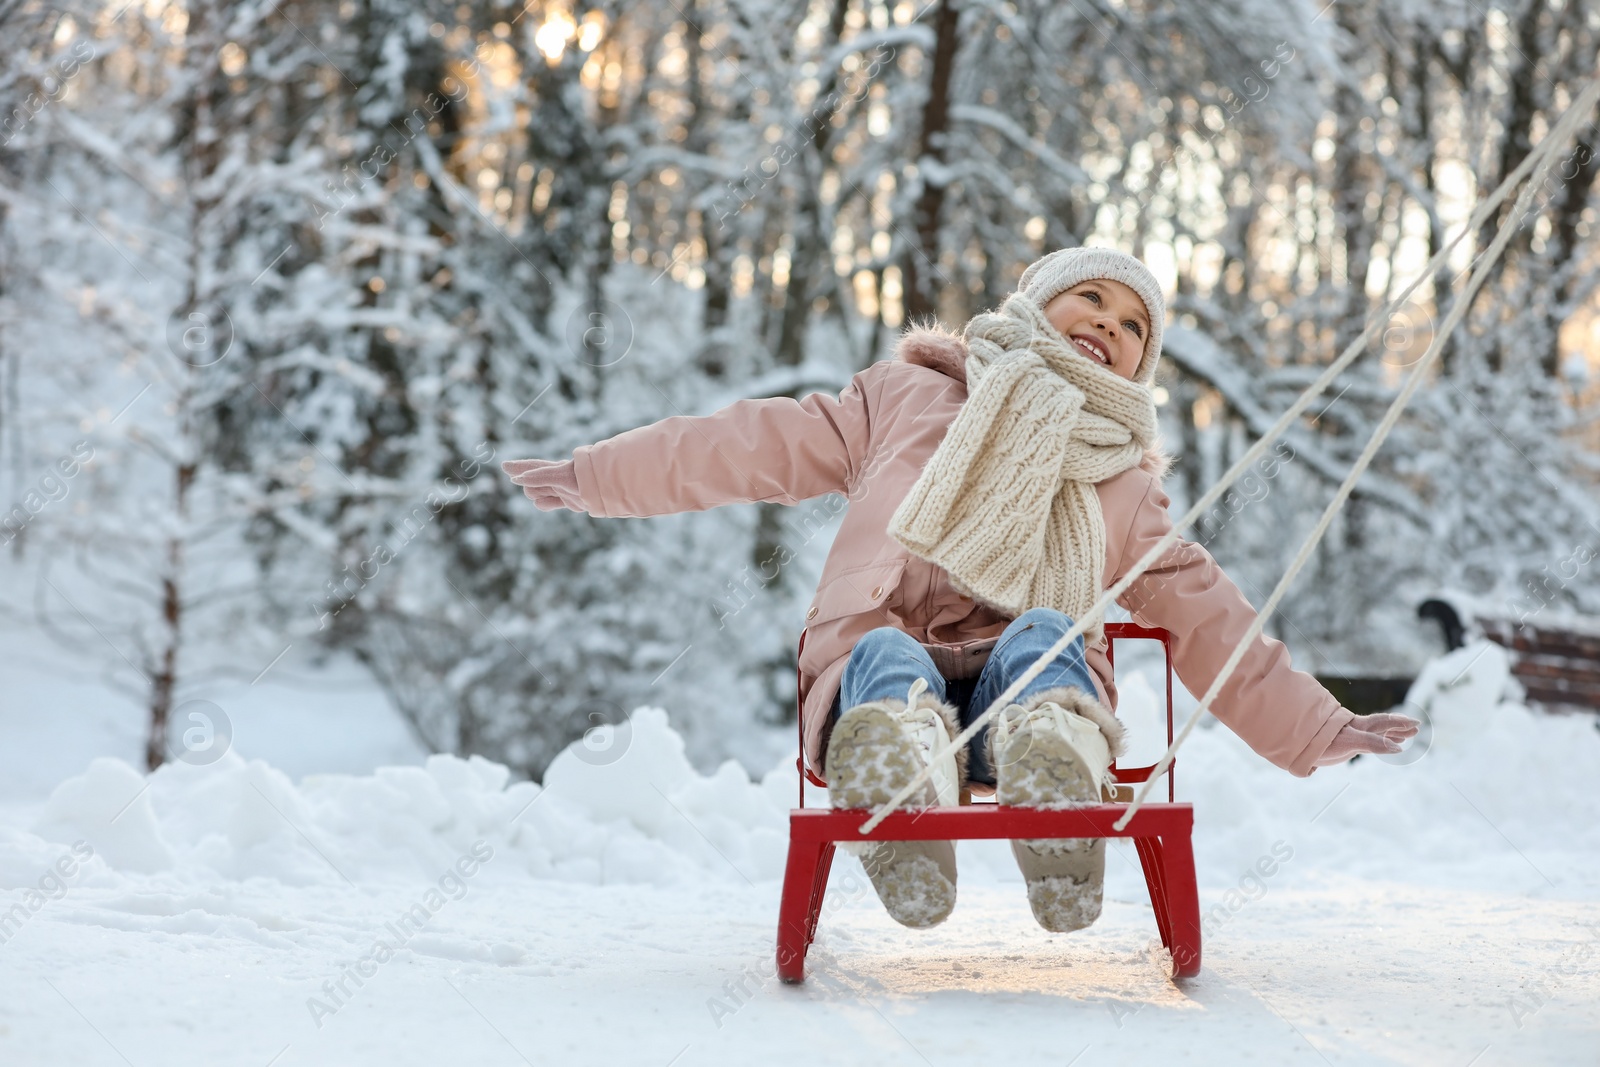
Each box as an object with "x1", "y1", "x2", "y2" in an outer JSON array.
[{"x1": 2, "y1": 637, "x2": 1597, "y2": 1065}]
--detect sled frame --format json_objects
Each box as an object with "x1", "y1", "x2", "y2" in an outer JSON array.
[{"x1": 779, "y1": 622, "x2": 1200, "y2": 982}]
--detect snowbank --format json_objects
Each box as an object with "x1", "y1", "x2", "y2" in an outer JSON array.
[
  {"x1": 4, "y1": 641, "x2": 1597, "y2": 900},
  {"x1": 4, "y1": 705, "x2": 795, "y2": 896}
]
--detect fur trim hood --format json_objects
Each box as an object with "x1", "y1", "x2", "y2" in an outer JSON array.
[{"x1": 892, "y1": 321, "x2": 1172, "y2": 479}]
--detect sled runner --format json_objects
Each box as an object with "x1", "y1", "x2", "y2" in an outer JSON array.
[{"x1": 777, "y1": 622, "x2": 1200, "y2": 982}]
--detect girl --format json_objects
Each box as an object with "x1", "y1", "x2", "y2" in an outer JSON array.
[{"x1": 503, "y1": 247, "x2": 1418, "y2": 934}]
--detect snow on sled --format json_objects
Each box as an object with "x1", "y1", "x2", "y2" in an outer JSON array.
[{"x1": 777, "y1": 622, "x2": 1200, "y2": 983}]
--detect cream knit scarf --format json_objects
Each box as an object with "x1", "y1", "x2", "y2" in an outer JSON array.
[{"x1": 887, "y1": 292, "x2": 1158, "y2": 642}]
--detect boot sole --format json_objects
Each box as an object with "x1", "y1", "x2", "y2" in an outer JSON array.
[
  {"x1": 825, "y1": 705, "x2": 957, "y2": 930},
  {"x1": 997, "y1": 730, "x2": 1105, "y2": 933}
]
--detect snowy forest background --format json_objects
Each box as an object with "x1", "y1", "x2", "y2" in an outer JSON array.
[{"x1": 2, "y1": 0, "x2": 1599, "y2": 782}]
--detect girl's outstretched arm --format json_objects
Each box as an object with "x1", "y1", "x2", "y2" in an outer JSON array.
[
  {"x1": 1116, "y1": 475, "x2": 1362, "y2": 777},
  {"x1": 505, "y1": 365, "x2": 881, "y2": 519}
]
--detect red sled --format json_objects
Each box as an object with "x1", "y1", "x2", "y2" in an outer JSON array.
[{"x1": 777, "y1": 622, "x2": 1200, "y2": 982}]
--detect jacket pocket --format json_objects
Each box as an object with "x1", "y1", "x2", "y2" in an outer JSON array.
[{"x1": 804, "y1": 558, "x2": 907, "y2": 627}]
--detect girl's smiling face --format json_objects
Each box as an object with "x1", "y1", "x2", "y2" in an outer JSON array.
[{"x1": 1041, "y1": 279, "x2": 1150, "y2": 381}]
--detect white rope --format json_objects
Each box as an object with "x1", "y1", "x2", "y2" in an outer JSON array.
[{"x1": 859, "y1": 74, "x2": 1600, "y2": 836}]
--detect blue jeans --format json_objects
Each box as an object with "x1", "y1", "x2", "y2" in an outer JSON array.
[{"x1": 829, "y1": 607, "x2": 1100, "y2": 786}]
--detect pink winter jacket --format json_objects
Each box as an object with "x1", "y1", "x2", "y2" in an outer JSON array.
[{"x1": 570, "y1": 328, "x2": 1355, "y2": 780}]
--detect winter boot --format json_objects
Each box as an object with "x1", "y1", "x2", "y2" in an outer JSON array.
[
  {"x1": 990, "y1": 686, "x2": 1126, "y2": 933},
  {"x1": 824, "y1": 677, "x2": 966, "y2": 929}
]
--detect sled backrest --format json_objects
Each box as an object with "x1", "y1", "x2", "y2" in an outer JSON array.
[
  {"x1": 795, "y1": 622, "x2": 1177, "y2": 807},
  {"x1": 1102, "y1": 622, "x2": 1177, "y2": 803}
]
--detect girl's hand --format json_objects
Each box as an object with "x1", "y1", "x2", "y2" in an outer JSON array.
[
  {"x1": 1313, "y1": 711, "x2": 1421, "y2": 766},
  {"x1": 502, "y1": 458, "x2": 585, "y2": 512}
]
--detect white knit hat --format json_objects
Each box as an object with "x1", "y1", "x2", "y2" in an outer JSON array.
[{"x1": 1017, "y1": 246, "x2": 1165, "y2": 386}]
